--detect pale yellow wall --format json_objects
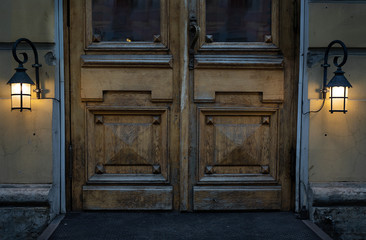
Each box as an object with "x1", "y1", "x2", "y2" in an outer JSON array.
[
  {"x1": 0, "y1": 0, "x2": 54, "y2": 42},
  {"x1": 308, "y1": 100, "x2": 366, "y2": 182},
  {"x1": 0, "y1": 100, "x2": 53, "y2": 183},
  {"x1": 309, "y1": 3, "x2": 366, "y2": 48},
  {"x1": 0, "y1": 0, "x2": 55, "y2": 183},
  {"x1": 308, "y1": 3, "x2": 366, "y2": 182}
]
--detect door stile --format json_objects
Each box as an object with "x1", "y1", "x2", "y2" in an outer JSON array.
[
  {"x1": 64, "y1": 0, "x2": 72, "y2": 211},
  {"x1": 69, "y1": 0, "x2": 87, "y2": 211},
  {"x1": 277, "y1": 0, "x2": 300, "y2": 210}
]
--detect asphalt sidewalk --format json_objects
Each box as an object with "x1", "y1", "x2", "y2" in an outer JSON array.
[{"x1": 45, "y1": 211, "x2": 329, "y2": 240}]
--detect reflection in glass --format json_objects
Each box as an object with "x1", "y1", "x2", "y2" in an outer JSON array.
[
  {"x1": 206, "y1": 0, "x2": 271, "y2": 42},
  {"x1": 92, "y1": 0, "x2": 160, "y2": 42}
]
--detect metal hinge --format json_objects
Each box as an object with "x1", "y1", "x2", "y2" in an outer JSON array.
[
  {"x1": 67, "y1": 0, "x2": 71, "y2": 27},
  {"x1": 290, "y1": 146, "x2": 296, "y2": 180}
]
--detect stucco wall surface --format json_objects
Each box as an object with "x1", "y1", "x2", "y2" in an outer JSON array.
[
  {"x1": 0, "y1": 0, "x2": 54, "y2": 43},
  {"x1": 308, "y1": 2, "x2": 366, "y2": 182},
  {"x1": 0, "y1": 0, "x2": 55, "y2": 183},
  {"x1": 307, "y1": 2, "x2": 366, "y2": 240},
  {"x1": 0, "y1": 100, "x2": 54, "y2": 183},
  {"x1": 309, "y1": 3, "x2": 366, "y2": 48},
  {"x1": 308, "y1": 100, "x2": 366, "y2": 182}
]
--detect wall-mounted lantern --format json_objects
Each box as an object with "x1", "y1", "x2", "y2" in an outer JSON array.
[
  {"x1": 322, "y1": 40, "x2": 352, "y2": 113},
  {"x1": 7, "y1": 38, "x2": 42, "y2": 112}
]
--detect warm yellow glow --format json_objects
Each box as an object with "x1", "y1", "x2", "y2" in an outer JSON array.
[
  {"x1": 11, "y1": 83, "x2": 32, "y2": 95},
  {"x1": 12, "y1": 95, "x2": 21, "y2": 108},
  {"x1": 126, "y1": 38, "x2": 132, "y2": 42},
  {"x1": 332, "y1": 97, "x2": 345, "y2": 111},
  {"x1": 331, "y1": 86, "x2": 347, "y2": 98},
  {"x1": 22, "y1": 83, "x2": 31, "y2": 95},
  {"x1": 11, "y1": 83, "x2": 21, "y2": 94},
  {"x1": 330, "y1": 86, "x2": 349, "y2": 111},
  {"x1": 10, "y1": 83, "x2": 32, "y2": 110},
  {"x1": 22, "y1": 95, "x2": 31, "y2": 108}
]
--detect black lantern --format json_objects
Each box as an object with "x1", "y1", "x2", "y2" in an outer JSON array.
[
  {"x1": 7, "y1": 38, "x2": 42, "y2": 111},
  {"x1": 322, "y1": 40, "x2": 352, "y2": 113}
]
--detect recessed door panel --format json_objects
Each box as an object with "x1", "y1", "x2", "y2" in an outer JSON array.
[
  {"x1": 86, "y1": 107, "x2": 169, "y2": 183},
  {"x1": 198, "y1": 108, "x2": 278, "y2": 183}
]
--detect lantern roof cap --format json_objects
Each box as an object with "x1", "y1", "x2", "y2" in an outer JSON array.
[
  {"x1": 7, "y1": 66, "x2": 35, "y2": 85},
  {"x1": 326, "y1": 68, "x2": 352, "y2": 88}
]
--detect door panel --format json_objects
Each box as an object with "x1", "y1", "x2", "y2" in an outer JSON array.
[
  {"x1": 197, "y1": 108, "x2": 278, "y2": 182},
  {"x1": 66, "y1": 0, "x2": 298, "y2": 211},
  {"x1": 194, "y1": 67, "x2": 284, "y2": 102},
  {"x1": 83, "y1": 185, "x2": 173, "y2": 210},
  {"x1": 194, "y1": 107, "x2": 281, "y2": 210},
  {"x1": 188, "y1": 0, "x2": 297, "y2": 211},
  {"x1": 80, "y1": 55, "x2": 173, "y2": 101},
  {"x1": 67, "y1": 0, "x2": 179, "y2": 211},
  {"x1": 193, "y1": 186, "x2": 281, "y2": 210},
  {"x1": 86, "y1": 107, "x2": 169, "y2": 181}
]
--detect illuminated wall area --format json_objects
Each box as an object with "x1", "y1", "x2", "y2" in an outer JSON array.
[
  {"x1": 306, "y1": 3, "x2": 366, "y2": 239},
  {"x1": 0, "y1": 1, "x2": 60, "y2": 239}
]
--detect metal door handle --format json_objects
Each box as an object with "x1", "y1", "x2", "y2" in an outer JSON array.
[
  {"x1": 189, "y1": 17, "x2": 200, "y2": 53},
  {"x1": 189, "y1": 16, "x2": 200, "y2": 69}
]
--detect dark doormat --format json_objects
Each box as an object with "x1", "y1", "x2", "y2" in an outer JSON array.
[{"x1": 49, "y1": 212, "x2": 322, "y2": 240}]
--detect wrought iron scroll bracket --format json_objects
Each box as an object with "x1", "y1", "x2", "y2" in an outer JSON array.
[
  {"x1": 321, "y1": 40, "x2": 348, "y2": 99},
  {"x1": 12, "y1": 38, "x2": 42, "y2": 99}
]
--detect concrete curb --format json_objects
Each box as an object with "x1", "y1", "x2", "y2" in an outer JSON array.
[{"x1": 38, "y1": 214, "x2": 65, "y2": 240}]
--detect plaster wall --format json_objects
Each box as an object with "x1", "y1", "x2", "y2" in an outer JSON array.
[
  {"x1": 307, "y1": 2, "x2": 366, "y2": 182},
  {"x1": 0, "y1": 0, "x2": 54, "y2": 43},
  {"x1": 306, "y1": 3, "x2": 366, "y2": 239},
  {"x1": 0, "y1": 0, "x2": 55, "y2": 184}
]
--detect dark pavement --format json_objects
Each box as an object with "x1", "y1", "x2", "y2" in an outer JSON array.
[{"x1": 49, "y1": 211, "x2": 322, "y2": 240}]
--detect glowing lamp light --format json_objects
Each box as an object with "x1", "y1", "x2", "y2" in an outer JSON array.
[
  {"x1": 326, "y1": 68, "x2": 352, "y2": 113},
  {"x1": 7, "y1": 38, "x2": 42, "y2": 112},
  {"x1": 7, "y1": 66, "x2": 35, "y2": 111}
]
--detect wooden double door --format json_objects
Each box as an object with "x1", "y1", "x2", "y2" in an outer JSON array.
[{"x1": 66, "y1": 0, "x2": 298, "y2": 211}]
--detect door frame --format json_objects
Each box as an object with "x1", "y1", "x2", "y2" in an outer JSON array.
[
  {"x1": 61, "y1": 0, "x2": 302, "y2": 212},
  {"x1": 296, "y1": 0, "x2": 310, "y2": 213},
  {"x1": 54, "y1": 0, "x2": 66, "y2": 213}
]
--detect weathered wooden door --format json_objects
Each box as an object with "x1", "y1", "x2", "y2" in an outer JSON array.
[{"x1": 66, "y1": 0, "x2": 298, "y2": 211}]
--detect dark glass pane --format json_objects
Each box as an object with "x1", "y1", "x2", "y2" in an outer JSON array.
[
  {"x1": 92, "y1": 0, "x2": 160, "y2": 42},
  {"x1": 206, "y1": 0, "x2": 271, "y2": 42}
]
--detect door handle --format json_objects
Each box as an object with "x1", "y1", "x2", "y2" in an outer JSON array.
[
  {"x1": 189, "y1": 16, "x2": 200, "y2": 53},
  {"x1": 189, "y1": 16, "x2": 200, "y2": 69}
]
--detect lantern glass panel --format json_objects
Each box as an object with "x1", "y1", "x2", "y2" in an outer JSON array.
[
  {"x1": 331, "y1": 86, "x2": 347, "y2": 98},
  {"x1": 11, "y1": 83, "x2": 21, "y2": 94},
  {"x1": 10, "y1": 83, "x2": 32, "y2": 110},
  {"x1": 22, "y1": 83, "x2": 31, "y2": 95},
  {"x1": 22, "y1": 95, "x2": 31, "y2": 108},
  {"x1": 331, "y1": 86, "x2": 347, "y2": 111},
  {"x1": 12, "y1": 95, "x2": 21, "y2": 108}
]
